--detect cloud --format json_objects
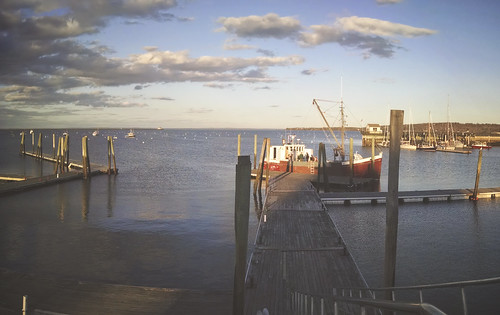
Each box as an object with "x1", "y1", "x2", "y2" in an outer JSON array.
[
  {"x1": 187, "y1": 107, "x2": 214, "y2": 114},
  {"x1": 153, "y1": 96, "x2": 175, "y2": 101},
  {"x1": 301, "y1": 68, "x2": 327, "y2": 76},
  {"x1": 337, "y1": 16, "x2": 436, "y2": 37},
  {"x1": 203, "y1": 83, "x2": 234, "y2": 89},
  {"x1": 376, "y1": 0, "x2": 403, "y2": 5},
  {"x1": 217, "y1": 13, "x2": 302, "y2": 39}
]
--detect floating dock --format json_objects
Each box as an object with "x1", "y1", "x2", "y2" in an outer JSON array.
[
  {"x1": 320, "y1": 187, "x2": 499, "y2": 205},
  {"x1": 245, "y1": 172, "x2": 370, "y2": 314}
]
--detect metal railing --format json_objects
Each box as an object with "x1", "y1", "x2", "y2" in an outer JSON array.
[{"x1": 335, "y1": 276, "x2": 500, "y2": 315}]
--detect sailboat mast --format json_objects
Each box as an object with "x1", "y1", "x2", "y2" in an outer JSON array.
[
  {"x1": 340, "y1": 77, "x2": 345, "y2": 154},
  {"x1": 312, "y1": 99, "x2": 341, "y2": 148}
]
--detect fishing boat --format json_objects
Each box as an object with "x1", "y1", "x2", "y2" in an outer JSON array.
[
  {"x1": 125, "y1": 129, "x2": 135, "y2": 138},
  {"x1": 265, "y1": 133, "x2": 316, "y2": 174},
  {"x1": 471, "y1": 142, "x2": 492, "y2": 149}
]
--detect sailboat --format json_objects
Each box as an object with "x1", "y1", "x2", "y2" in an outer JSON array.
[
  {"x1": 125, "y1": 129, "x2": 135, "y2": 138},
  {"x1": 400, "y1": 110, "x2": 417, "y2": 150},
  {"x1": 417, "y1": 112, "x2": 437, "y2": 151},
  {"x1": 312, "y1": 94, "x2": 383, "y2": 179}
]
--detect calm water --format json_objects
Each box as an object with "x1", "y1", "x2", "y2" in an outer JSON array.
[{"x1": 0, "y1": 129, "x2": 499, "y2": 312}]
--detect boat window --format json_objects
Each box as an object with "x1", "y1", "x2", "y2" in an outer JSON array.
[{"x1": 273, "y1": 147, "x2": 277, "y2": 159}]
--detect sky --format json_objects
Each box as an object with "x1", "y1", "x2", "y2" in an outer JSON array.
[{"x1": 1, "y1": 0, "x2": 499, "y2": 129}]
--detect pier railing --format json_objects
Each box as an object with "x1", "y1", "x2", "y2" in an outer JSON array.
[{"x1": 334, "y1": 276, "x2": 500, "y2": 315}]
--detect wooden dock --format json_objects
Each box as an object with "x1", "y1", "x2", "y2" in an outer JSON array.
[
  {"x1": 245, "y1": 173, "x2": 370, "y2": 314},
  {"x1": 320, "y1": 187, "x2": 500, "y2": 205}
]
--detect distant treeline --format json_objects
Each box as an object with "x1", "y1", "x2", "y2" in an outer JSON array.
[{"x1": 289, "y1": 123, "x2": 500, "y2": 136}]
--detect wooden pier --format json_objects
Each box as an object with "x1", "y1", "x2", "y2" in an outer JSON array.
[{"x1": 244, "y1": 172, "x2": 370, "y2": 314}]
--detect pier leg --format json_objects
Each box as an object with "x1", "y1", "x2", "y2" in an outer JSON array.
[
  {"x1": 20, "y1": 132, "x2": 25, "y2": 155},
  {"x1": 37, "y1": 133, "x2": 43, "y2": 158},
  {"x1": 384, "y1": 110, "x2": 404, "y2": 302},
  {"x1": 82, "y1": 136, "x2": 91, "y2": 179},
  {"x1": 237, "y1": 134, "x2": 241, "y2": 156},
  {"x1": 63, "y1": 134, "x2": 69, "y2": 171},
  {"x1": 265, "y1": 138, "x2": 271, "y2": 188},
  {"x1": 349, "y1": 138, "x2": 354, "y2": 182},
  {"x1": 471, "y1": 148, "x2": 483, "y2": 201},
  {"x1": 254, "y1": 135, "x2": 257, "y2": 169},
  {"x1": 233, "y1": 155, "x2": 251, "y2": 315},
  {"x1": 52, "y1": 134, "x2": 56, "y2": 159},
  {"x1": 254, "y1": 138, "x2": 267, "y2": 195},
  {"x1": 31, "y1": 131, "x2": 34, "y2": 153}
]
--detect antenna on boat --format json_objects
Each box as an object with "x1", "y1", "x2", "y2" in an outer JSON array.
[{"x1": 340, "y1": 76, "x2": 345, "y2": 154}]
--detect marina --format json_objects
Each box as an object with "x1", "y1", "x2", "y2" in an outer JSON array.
[{"x1": 0, "y1": 128, "x2": 499, "y2": 314}]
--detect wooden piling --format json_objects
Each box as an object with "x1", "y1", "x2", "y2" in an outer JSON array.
[
  {"x1": 107, "y1": 136, "x2": 117, "y2": 175},
  {"x1": 254, "y1": 135, "x2": 257, "y2": 168},
  {"x1": 82, "y1": 136, "x2": 91, "y2": 179},
  {"x1": 265, "y1": 138, "x2": 271, "y2": 188},
  {"x1": 22, "y1": 295, "x2": 27, "y2": 315},
  {"x1": 63, "y1": 134, "x2": 69, "y2": 171},
  {"x1": 233, "y1": 155, "x2": 251, "y2": 315},
  {"x1": 317, "y1": 143, "x2": 328, "y2": 191},
  {"x1": 349, "y1": 138, "x2": 354, "y2": 180},
  {"x1": 471, "y1": 148, "x2": 483, "y2": 201},
  {"x1": 253, "y1": 138, "x2": 268, "y2": 195},
  {"x1": 36, "y1": 133, "x2": 43, "y2": 158},
  {"x1": 384, "y1": 109, "x2": 404, "y2": 301},
  {"x1": 52, "y1": 134, "x2": 56, "y2": 158},
  {"x1": 237, "y1": 134, "x2": 241, "y2": 156},
  {"x1": 371, "y1": 138, "x2": 375, "y2": 177},
  {"x1": 31, "y1": 132, "x2": 34, "y2": 153},
  {"x1": 54, "y1": 137, "x2": 63, "y2": 175},
  {"x1": 19, "y1": 132, "x2": 25, "y2": 155}
]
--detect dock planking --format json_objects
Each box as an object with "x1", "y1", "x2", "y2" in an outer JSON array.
[{"x1": 245, "y1": 173, "x2": 370, "y2": 314}]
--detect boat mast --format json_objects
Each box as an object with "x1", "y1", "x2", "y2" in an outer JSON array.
[{"x1": 340, "y1": 77, "x2": 345, "y2": 154}]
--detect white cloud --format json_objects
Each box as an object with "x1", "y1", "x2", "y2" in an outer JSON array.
[
  {"x1": 337, "y1": 16, "x2": 436, "y2": 37},
  {"x1": 217, "y1": 13, "x2": 302, "y2": 39}
]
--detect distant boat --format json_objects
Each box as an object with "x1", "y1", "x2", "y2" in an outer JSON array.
[
  {"x1": 125, "y1": 129, "x2": 135, "y2": 138},
  {"x1": 417, "y1": 112, "x2": 437, "y2": 151},
  {"x1": 401, "y1": 112, "x2": 417, "y2": 150},
  {"x1": 92, "y1": 130, "x2": 99, "y2": 136},
  {"x1": 471, "y1": 142, "x2": 492, "y2": 149}
]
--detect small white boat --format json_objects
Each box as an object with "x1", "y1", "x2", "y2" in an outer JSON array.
[
  {"x1": 125, "y1": 129, "x2": 135, "y2": 138},
  {"x1": 92, "y1": 130, "x2": 99, "y2": 136}
]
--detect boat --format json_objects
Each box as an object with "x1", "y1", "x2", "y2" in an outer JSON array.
[
  {"x1": 265, "y1": 133, "x2": 316, "y2": 174},
  {"x1": 417, "y1": 112, "x2": 437, "y2": 151},
  {"x1": 471, "y1": 142, "x2": 492, "y2": 149},
  {"x1": 401, "y1": 111, "x2": 417, "y2": 150},
  {"x1": 92, "y1": 129, "x2": 99, "y2": 136},
  {"x1": 125, "y1": 129, "x2": 135, "y2": 138}
]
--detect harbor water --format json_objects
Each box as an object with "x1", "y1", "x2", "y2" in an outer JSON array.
[{"x1": 0, "y1": 129, "x2": 499, "y2": 312}]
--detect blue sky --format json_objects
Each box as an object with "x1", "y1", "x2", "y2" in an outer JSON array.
[{"x1": 1, "y1": 0, "x2": 499, "y2": 129}]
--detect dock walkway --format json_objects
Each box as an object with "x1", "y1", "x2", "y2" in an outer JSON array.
[{"x1": 245, "y1": 173, "x2": 370, "y2": 314}]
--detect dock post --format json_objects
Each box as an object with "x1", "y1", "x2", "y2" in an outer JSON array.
[
  {"x1": 349, "y1": 138, "x2": 354, "y2": 181},
  {"x1": 31, "y1": 131, "x2": 34, "y2": 153},
  {"x1": 237, "y1": 134, "x2": 241, "y2": 156},
  {"x1": 22, "y1": 295, "x2": 27, "y2": 315},
  {"x1": 82, "y1": 136, "x2": 91, "y2": 179},
  {"x1": 54, "y1": 137, "x2": 61, "y2": 174},
  {"x1": 317, "y1": 143, "x2": 328, "y2": 191},
  {"x1": 254, "y1": 138, "x2": 267, "y2": 195},
  {"x1": 371, "y1": 138, "x2": 375, "y2": 172},
  {"x1": 384, "y1": 109, "x2": 404, "y2": 302},
  {"x1": 233, "y1": 155, "x2": 251, "y2": 315},
  {"x1": 19, "y1": 131, "x2": 25, "y2": 155},
  {"x1": 265, "y1": 138, "x2": 271, "y2": 188},
  {"x1": 254, "y1": 134, "x2": 257, "y2": 168},
  {"x1": 52, "y1": 134, "x2": 56, "y2": 158},
  {"x1": 471, "y1": 148, "x2": 483, "y2": 201},
  {"x1": 36, "y1": 133, "x2": 43, "y2": 158},
  {"x1": 63, "y1": 134, "x2": 69, "y2": 171},
  {"x1": 107, "y1": 136, "x2": 117, "y2": 174}
]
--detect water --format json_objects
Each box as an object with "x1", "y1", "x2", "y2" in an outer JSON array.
[{"x1": 0, "y1": 129, "x2": 499, "y2": 311}]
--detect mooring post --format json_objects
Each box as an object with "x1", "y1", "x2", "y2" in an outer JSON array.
[
  {"x1": 254, "y1": 138, "x2": 267, "y2": 195},
  {"x1": 371, "y1": 137, "x2": 375, "y2": 167},
  {"x1": 31, "y1": 131, "x2": 34, "y2": 153},
  {"x1": 349, "y1": 138, "x2": 354, "y2": 182},
  {"x1": 471, "y1": 148, "x2": 483, "y2": 201},
  {"x1": 37, "y1": 133, "x2": 43, "y2": 158},
  {"x1": 22, "y1": 295, "x2": 27, "y2": 315},
  {"x1": 54, "y1": 137, "x2": 61, "y2": 174},
  {"x1": 82, "y1": 136, "x2": 91, "y2": 179},
  {"x1": 237, "y1": 134, "x2": 241, "y2": 156},
  {"x1": 20, "y1": 131, "x2": 25, "y2": 155},
  {"x1": 52, "y1": 134, "x2": 56, "y2": 158},
  {"x1": 63, "y1": 134, "x2": 69, "y2": 170},
  {"x1": 384, "y1": 109, "x2": 404, "y2": 303},
  {"x1": 265, "y1": 138, "x2": 271, "y2": 188},
  {"x1": 233, "y1": 155, "x2": 251, "y2": 315},
  {"x1": 107, "y1": 136, "x2": 117, "y2": 174},
  {"x1": 254, "y1": 134, "x2": 258, "y2": 169}
]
